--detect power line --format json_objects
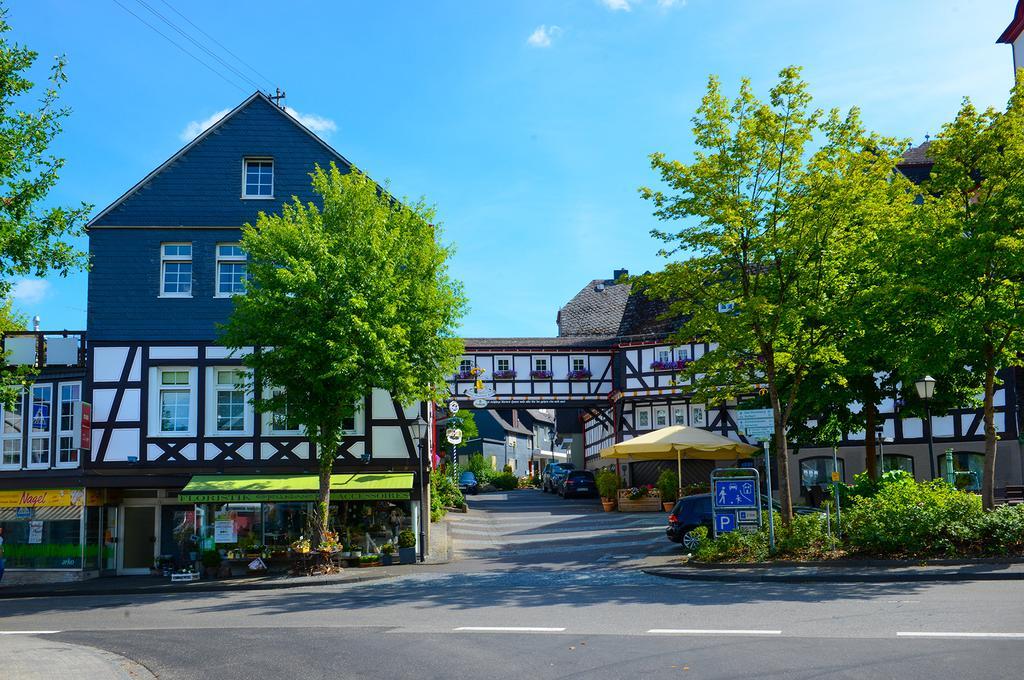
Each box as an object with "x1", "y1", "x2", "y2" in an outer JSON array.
[
  {"x1": 132, "y1": 0, "x2": 265, "y2": 93},
  {"x1": 110, "y1": 0, "x2": 246, "y2": 92},
  {"x1": 156, "y1": 0, "x2": 276, "y2": 92}
]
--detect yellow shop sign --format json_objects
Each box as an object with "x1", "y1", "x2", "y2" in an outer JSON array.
[{"x1": 0, "y1": 489, "x2": 88, "y2": 508}]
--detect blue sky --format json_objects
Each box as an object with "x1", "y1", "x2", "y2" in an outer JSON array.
[{"x1": 8, "y1": 0, "x2": 1018, "y2": 337}]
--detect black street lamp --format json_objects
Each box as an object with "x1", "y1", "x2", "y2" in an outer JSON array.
[
  {"x1": 915, "y1": 375, "x2": 937, "y2": 479},
  {"x1": 410, "y1": 415, "x2": 429, "y2": 563}
]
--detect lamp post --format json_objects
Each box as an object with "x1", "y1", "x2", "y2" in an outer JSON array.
[
  {"x1": 410, "y1": 415, "x2": 429, "y2": 563},
  {"x1": 915, "y1": 376, "x2": 937, "y2": 479}
]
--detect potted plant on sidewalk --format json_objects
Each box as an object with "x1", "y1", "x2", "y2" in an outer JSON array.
[
  {"x1": 397, "y1": 529, "x2": 417, "y2": 564},
  {"x1": 656, "y1": 470, "x2": 679, "y2": 512},
  {"x1": 596, "y1": 469, "x2": 621, "y2": 512},
  {"x1": 201, "y1": 549, "x2": 222, "y2": 579},
  {"x1": 381, "y1": 543, "x2": 396, "y2": 566}
]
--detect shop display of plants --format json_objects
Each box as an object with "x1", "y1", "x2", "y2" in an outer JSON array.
[
  {"x1": 381, "y1": 543, "x2": 395, "y2": 565},
  {"x1": 290, "y1": 537, "x2": 311, "y2": 554},
  {"x1": 317, "y1": 530, "x2": 341, "y2": 553},
  {"x1": 359, "y1": 553, "x2": 382, "y2": 567},
  {"x1": 201, "y1": 549, "x2": 222, "y2": 578}
]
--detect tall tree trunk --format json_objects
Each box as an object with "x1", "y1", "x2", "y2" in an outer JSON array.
[
  {"x1": 982, "y1": 347, "x2": 998, "y2": 511},
  {"x1": 864, "y1": 399, "x2": 879, "y2": 480},
  {"x1": 315, "y1": 425, "x2": 339, "y2": 549},
  {"x1": 768, "y1": 386, "x2": 793, "y2": 524}
]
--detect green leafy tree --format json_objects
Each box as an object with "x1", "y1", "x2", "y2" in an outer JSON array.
[
  {"x1": 917, "y1": 80, "x2": 1024, "y2": 509},
  {"x1": 221, "y1": 163, "x2": 467, "y2": 544},
  {"x1": 0, "y1": 5, "x2": 90, "y2": 403},
  {"x1": 640, "y1": 67, "x2": 913, "y2": 522}
]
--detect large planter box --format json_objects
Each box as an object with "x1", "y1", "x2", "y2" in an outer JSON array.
[
  {"x1": 398, "y1": 546, "x2": 417, "y2": 564},
  {"x1": 617, "y1": 489, "x2": 662, "y2": 512}
]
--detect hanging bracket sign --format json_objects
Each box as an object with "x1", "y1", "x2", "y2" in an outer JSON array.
[{"x1": 446, "y1": 428, "x2": 463, "y2": 445}]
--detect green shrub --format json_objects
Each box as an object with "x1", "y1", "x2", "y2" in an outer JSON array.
[
  {"x1": 465, "y1": 453, "x2": 497, "y2": 483},
  {"x1": 844, "y1": 477, "x2": 983, "y2": 556},
  {"x1": 201, "y1": 549, "x2": 222, "y2": 568},
  {"x1": 656, "y1": 469, "x2": 679, "y2": 504},
  {"x1": 430, "y1": 467, "x2": 465, "y2": 521},
  {"x1": 973, "y1": 504, "x2": 1024, "y2": 555},
  {"x1": 397, "y1": 529, "x2": 416, "y2": 549},
  {"x1": 492, "y1": 472, "x2": 518, "y2": 490},
  {"x1": 694, "y1": 527, "x2": 769, "y2": 562},
  {"x1": 596, "y1": 469, "x2": 621, "y2": 499}
]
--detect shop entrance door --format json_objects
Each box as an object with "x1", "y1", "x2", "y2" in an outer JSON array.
[{"x1": 120, "y1": 506, "x2": 156, "y2": 575}]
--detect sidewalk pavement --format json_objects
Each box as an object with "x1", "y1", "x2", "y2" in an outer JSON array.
[
  {"x1": 640, "y1": 553, "x2": 1024, "y2": 583},
  {"x1": 0, "y1": 634, "x2": 156, "y2": 680}
]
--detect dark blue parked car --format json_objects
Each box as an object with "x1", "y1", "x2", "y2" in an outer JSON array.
[{"x1": 458, "y1": 471, "x2": 479, "y2": 495}]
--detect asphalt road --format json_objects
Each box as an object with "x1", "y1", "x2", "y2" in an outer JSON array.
[{"x1": 3, "y1": 491, "x2": 1024, "y2": 679}]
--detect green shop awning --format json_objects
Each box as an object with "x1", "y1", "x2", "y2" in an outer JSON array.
[{"x1": 179, "y1": 473, "x2": 415, "y2": 503}]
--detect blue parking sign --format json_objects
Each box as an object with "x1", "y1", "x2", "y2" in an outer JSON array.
[
  {"x1": 714, "y1": 479, "x2": 756, "y2": 507},
  {"x1": 715, "y1": 513, "x2": 736, "y2": 534}
]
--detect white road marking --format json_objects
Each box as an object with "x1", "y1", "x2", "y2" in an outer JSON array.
[
  {"x1": 648, "y1": 629, "x2": 782, "y2": 636},
  {"x1": 897, "y1": 631, "x2": 1024, "y2": 639},
  {"x1": 0, "y1": 631, "x2": 62, "y2": 635},
  {"x1": 454, "y1": 626, "x2": 566, "y2": 633}
]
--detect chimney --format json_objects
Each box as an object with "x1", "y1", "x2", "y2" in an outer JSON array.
[
  {"x1": 613, "y1": 268, "x2": 629, "y2": 282},
  {"x1": 32, "y1": 315, "x2": 40, "y2": 332}
]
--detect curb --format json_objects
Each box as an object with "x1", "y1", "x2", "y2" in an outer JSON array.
[
  {"x1": 688, "y1": 557, "x2": 1024, "y2": 569},
  {"x1": 642, "y1": 567, "x2": 1024, "y2": 584},
  {"x1": 0, "y1": 570, "x2": 398, "y2": 600}
]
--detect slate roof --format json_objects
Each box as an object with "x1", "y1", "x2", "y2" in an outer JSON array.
[
  {"x1": 524, "y1": 409, "x2": 555, "y2": 425},
  {"x1": 488, "y1": 410, "x2": 534, "y2": 436},
  {"x1": 556, "y1": 279, "x2": 632, "y2": 336},
  {"x1": 898, "y1": 141, "x2": 933, "y2": 185}
]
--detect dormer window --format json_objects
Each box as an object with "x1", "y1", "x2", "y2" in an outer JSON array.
[{"x1": 243, "y1": 158, "x2": 274, "y2": 198}]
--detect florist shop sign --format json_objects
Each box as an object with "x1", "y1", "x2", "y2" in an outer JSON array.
[{"x1": 180, "y1": 491, "x2": 412, "y2": 503}]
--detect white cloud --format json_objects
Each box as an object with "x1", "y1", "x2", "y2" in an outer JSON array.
[
  {"x1": 179, "y1": 108, "x2": 230, "y2": 142},
  {"x1": 601, "y1": 0, "x2": 632, "y2": 11},
  {"x1": 282, "y1": 107, "x2": 338, "y2": 135},
  {"x1": 11, "y1": 278, "x2": 50, "y2": 305},
  {"x1": 527, "y1": 25, "x2": 563, "y2": 48},
  {"x1": 657, "y1": 0, "x2": 686, "y2": 7}
]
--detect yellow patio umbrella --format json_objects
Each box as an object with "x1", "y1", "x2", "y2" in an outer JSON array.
[{"x1": 599, "y1": 425, "x2": 758, "y2": 495}]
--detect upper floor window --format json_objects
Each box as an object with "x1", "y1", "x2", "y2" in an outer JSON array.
[
  {"x1": 153, "y1": 368, "x2": 195, "y2": 435},
  {"x1": 496, "y1": 358, "x2": 511, "y2": 372},
  {"x1": 161, "y1": 243, "x2": 192, "y2": 297},
  {"x1": 213, "y1": 369, "x2": 247, "y2": 433},
  {"x1": 58, "y1": 382, "x2": 81, "y2": 467},
  {"x1": 534, "y1": 357, "x2": 548, "y2": 372},
  {"x1": 268, "y1": 388, "x2": 302, "y2": 434},
  {"x1": 458, "y1": 359, "x2": 473, "y2": 375},
  {"x1": 0, "y1": 390, "x2": 22, "y2": 469},
  {"x1": 657, "y1": 349, "x2": 671, "y2": 364},
  {"x1": 243, "y1": 158, "x2": 274, "y2": 198},
  {"x1": 29, "y1": 384, "x2": 51, "y2": 468},
  {"x1": 673, "y1": 407, "x2": 686, "y2": 425},
  {"x1": 572, "y1": 357, "x2": 586, "y2": 372},
  {"x1": 216, "y1": 244, "x2": 248, "y2": 297}
]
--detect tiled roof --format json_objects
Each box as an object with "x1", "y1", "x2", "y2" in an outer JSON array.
[
  {"x1": 557, "y1": 279, "x2": 632, "y2": 336},
  {"x1": 462, "y1": 336, "x2": 618, "y2": 350}
]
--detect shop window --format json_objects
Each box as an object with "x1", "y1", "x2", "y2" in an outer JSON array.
[
  {"x1": 0, "y1": 390, "x2": 22, "y2": 469},
  {"x1": 884, "y1": 454, "x2": 915, "y2": 476},
  {"x1": 938, "y1": 451, "x2": 984, "y2": 492},
  {"x1": 0, "y1": 509, "x2": 83, "y2": 569},
  {"x1": 799, "y1": 456, "x2": 845, "y2": 505}
]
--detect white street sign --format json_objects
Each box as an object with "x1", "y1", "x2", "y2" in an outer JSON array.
[
  {"x1": 448, "y1": 400, "x2": 460, "y2": 415},
  {"x1": 446, "y1": 428, "x2": 463, "y2": 445},
  {"x1": 472, "y1": 397, "x2": 489, "y2": 408},
  {"x1": 737, "y1": 409, "x2": 774, "y2": 440}
]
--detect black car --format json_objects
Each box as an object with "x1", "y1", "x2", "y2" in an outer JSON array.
[
  {"x1": 559, "y1": 470, "x2": 596, "y2": 498},
  {"x1": 541, "y1": 462, "x2": 575, "y2": 493},
  {"x1": 666, "y1": 493, "x2": 821, "y2": 550},
  {"x1": 458, "y1": 471, "x2": 479, "y2": 495}
]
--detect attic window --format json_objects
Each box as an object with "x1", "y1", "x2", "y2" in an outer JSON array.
[{"x1": 243, "y1": 158, "x2": 274, "y2": 198}]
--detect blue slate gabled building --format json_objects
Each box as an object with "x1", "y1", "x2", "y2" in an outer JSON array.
[{"x1": 1, "y1": 92, "x2": 432, "y2": 582}]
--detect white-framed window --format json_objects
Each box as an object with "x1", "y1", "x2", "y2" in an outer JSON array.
[
  {"x1": 655, "y1": 408, "x2": 668, "y2": 427},
  {"x1": 243, "y1": 158, "x2": 274, "y2": 198},
  {"x1": 657, "y1": 349, "x2": 671, "y2": 364},
  {"x1": 496, "y1": 357, "x2": 511, "y2": 372},
  {"x1": 266, "y1": 388, "x2": 303, "y2": 435},
  {"x1": 0, "y1": 390, "x2": 23, "y2": 469},
  {"x1": 57, "y1": 382, "x2": 81, "y2": 467},
  {"x1": 160, "y1": 243, "x2": 193, "y2": 297},
  {"x1": 673, "y1": 407, "x2": 686, "y2": 425},
  {"x1": 28, "y1": 384, "x2": 51, "y2": 468},
  {"x1": 342, "y1": 402, "x2": 361, "y2": 435},
  {"x1": 675, "y1": 346, "x2": 691, "y2": 361},
  {"x1": 150, "y1": 367, "x2": 198, "y2": 437},
  {"x1": 572, "y1": 357, "x2": 586, "y2": 372},
  {"x1": 637, "y1": 409, "x2": 650, "y2": 429},
  {"x1": 216, "y1": 244, "x2": 247, "y2": 297},
  {"x1": 206, "y1": 368, "x2": 251, "y2": 436},
  {"x1": 458, "y1": 359, "x2": 474, "y2": 375},
  {"x1": 534, "y1": 357, "x2": 548, "y2": 372}
]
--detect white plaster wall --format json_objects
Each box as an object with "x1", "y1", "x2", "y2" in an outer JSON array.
[
  {"x1": 149, "y1": 346, "x2": 199, "y2": 360},
  {"x1": 93, "y1": 347, "x2": 129, "y2": 382}
]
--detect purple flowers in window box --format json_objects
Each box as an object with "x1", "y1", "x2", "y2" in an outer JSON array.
[
  {"x1": 493, "y1": 369, "x2": 517, "y2": 380},
  {"x1": 650, "y1": 359, "x2": 692, "y2": 371},
  {"x1": 567, "y1": 369, "x2": 592, "y2": 380},
  {"x1": 454, "y1": 370, "x2": 475, "y2": 380},
  {"x1": 530, "y1": 370, "x2": 553, "y2": 379}
]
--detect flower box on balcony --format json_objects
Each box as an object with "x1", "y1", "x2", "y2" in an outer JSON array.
[
  {"x1": 567, "y1": 369, "x2": 592, "y2": 381},
  {"x1": 530, "y1": 370, "x2": 553, "y2": 380},
  {"x1": 650, "y1": 359, "x2": 692, "y2": 372},
  {"x1": 493, "y1": 370, "x2": 517, "y2": 380}
]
